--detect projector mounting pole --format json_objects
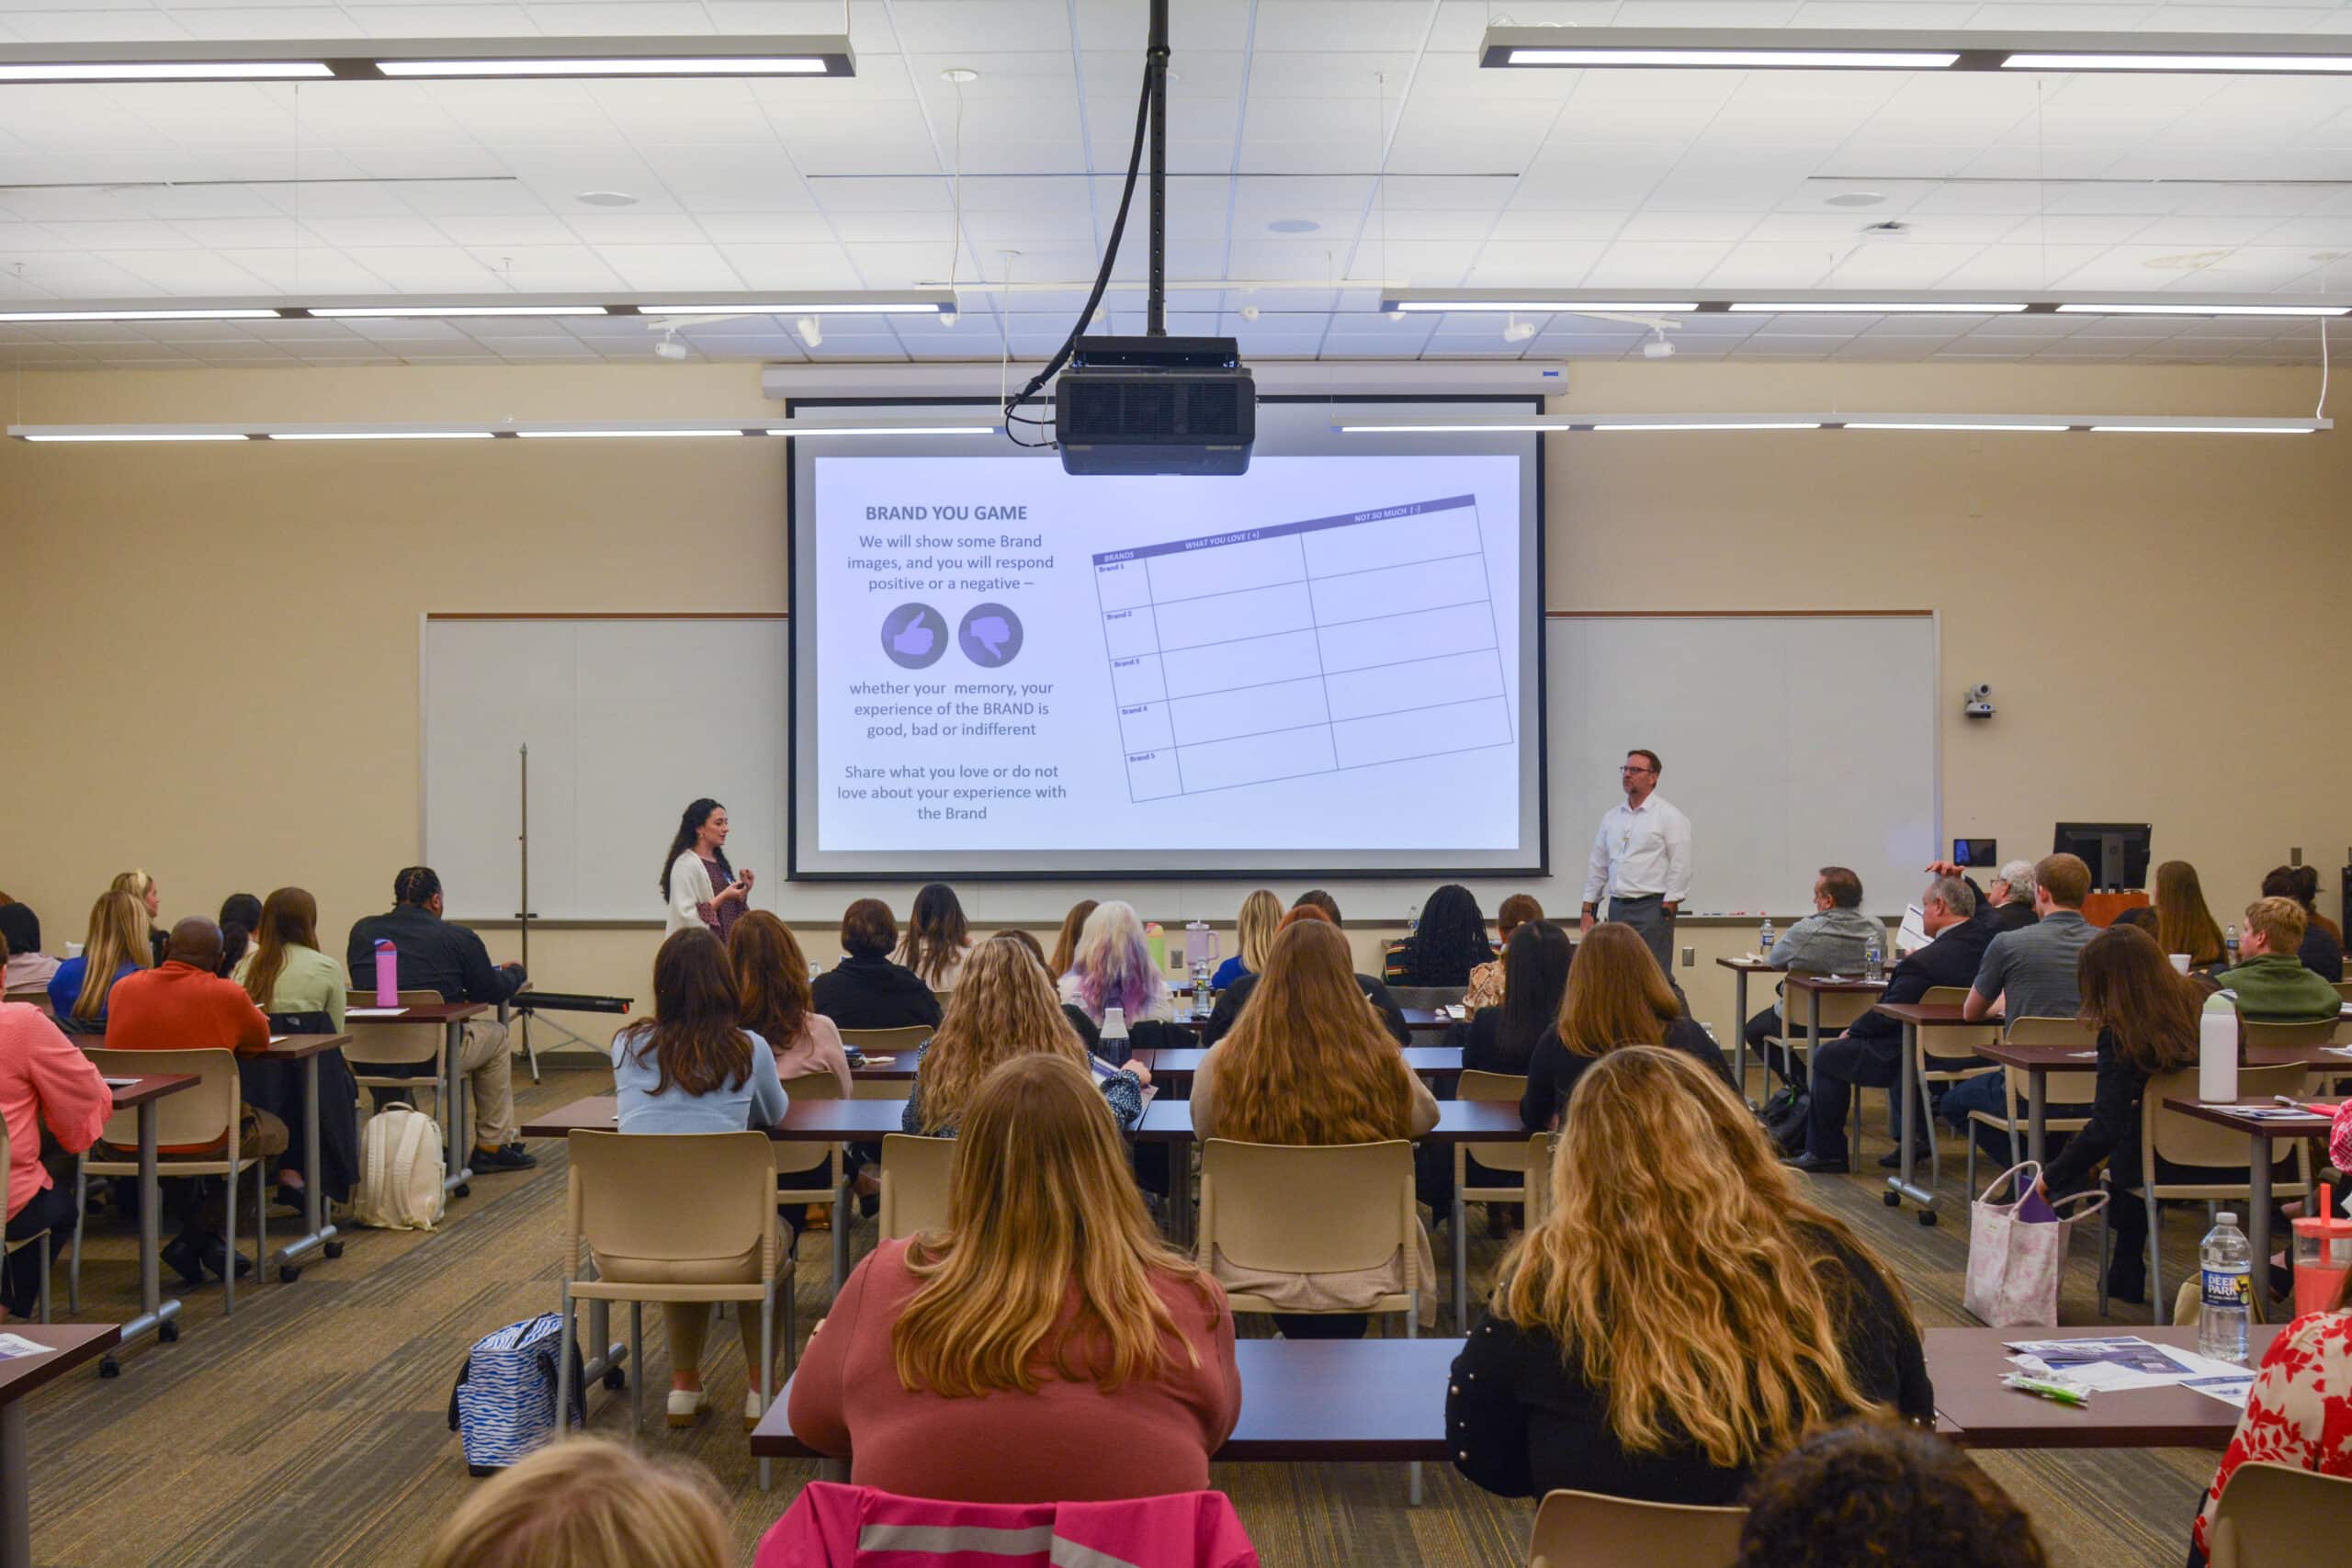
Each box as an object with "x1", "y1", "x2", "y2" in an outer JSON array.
[{"x1": 1146, "y1": 0, "x2": 1169, "y2": 337}]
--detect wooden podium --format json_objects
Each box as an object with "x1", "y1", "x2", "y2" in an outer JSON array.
[{"x1": 2083, "y1": 890, "x2": 2151, "y2": 928}]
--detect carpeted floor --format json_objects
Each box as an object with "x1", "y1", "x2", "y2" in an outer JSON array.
[{"x1": 21, "y1": 1061, "x2": 2224, "y2": 1567}]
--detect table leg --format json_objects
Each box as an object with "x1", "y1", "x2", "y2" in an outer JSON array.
[
  {"x1": 0, "y1": 1403, "x2": 27, "y2": 1568},
  {"x1": 442, "y1": 1021, "x2": 473, "y2": 1195},
  {"x1": 119, "y1": 1100, "x2": 180, "y2": 1348},
  {"x1": 2026, "y1": 1066, "x2": 2048, "y2": 1169},
  {"x1": 1731, "y1": 969, "x2": 1752, "y2": 1107},
  {"x1": 830, "y1": 1155, "x2": 848, "y2": 1292},
  {"x1": 2248, "y1": 1134, "x2": 2274, "y2": 1325},
  {"x1": 1885, "y1": 1021, "x2": 1937, "y2": 1219},
  {"x1": 272, "y1": 1054, "x2": 338, "y2": 1276}
]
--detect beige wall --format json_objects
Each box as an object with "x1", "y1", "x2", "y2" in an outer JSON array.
[{"x1": 5, "y1": 358, "x2": 2346, "y2": 1051}]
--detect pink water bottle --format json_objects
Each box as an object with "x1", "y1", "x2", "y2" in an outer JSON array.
[{"x1": 374, "y1": 940, "x2": 399, "y2": 1008}]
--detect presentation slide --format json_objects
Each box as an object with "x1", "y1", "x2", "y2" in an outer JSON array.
[{"x1": 788, "y1": 403, "x2": 1544, "y2": 878}]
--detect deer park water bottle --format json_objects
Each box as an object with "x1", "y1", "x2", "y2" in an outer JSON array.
[
  {"x1": 1864, "y1": 941, "x2": 1883, "y2": 981},
  {"x1": 1758, "y1": 919, "x2": 1775, "y2": 959},
  {"x1": 2199, "y1": 1212, "x2": 2252, "y2": 1366}
]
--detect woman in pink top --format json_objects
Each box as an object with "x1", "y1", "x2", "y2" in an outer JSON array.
[
  {"x1": 729, "y1": 914, "x2": 853, "y2": 1096},
  {"x1": 789, "y1": 1053, "x2": 1240, "y2": 1503},
  {"x1": 0, "y1": 983, "x2": 112, "y2": 1319}
]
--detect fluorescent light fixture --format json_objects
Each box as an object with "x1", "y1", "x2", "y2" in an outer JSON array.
[
  {"x1": 765, "y1": 425, "x2": 1001, "y2": 436},
  {"x1": 1592, "y1": 421, "x2": 1824, "y2": 432},
  {"x1": 1505, "y1": 48, "x2": 1956, "y2": 69},
  {"x1": 267, "y1": 431, "x2": 494, "y2": 441},
  {"x1": 2004, "y1": 52, "x2": 2352, "y2": 73},
  {"x1": 1388, "y1": 299, "x2": 1699, "y2": 313},
  {"x1": 1728, "y1": 301, "x2": 2029, "y2": 314},
  {"x1": 20, "y1": 432, "x2": 249, "y2": 442},
  {"x1": 2089, "y1": 423, "x2": 2320, "y2": 434},
  {"x1": 309, "y1": 304, "x2": 607, "y2": 319},
  {"x1": 514, "y1": 428, "x2": 749, "y2": 439},
  {"x1": 0, "y1": 61, "x2": 332, "y2": 82},
  {"x1": 1844, "y1": 422, "x2": 2069, "y2": 432},
  {"x1": 0, "y1": 308, "x2": 280, "y2": 323},
  {"x1": 642, "y1": 301, "x2": 948, "y2": 316},
  {"x1": 376, "y1": 56, "x2": 830, "y2": 78},
  {"x1": 1333, "y1": 412, "x2": 2330, "y2": 435},
  {"x1": 1335, "y1": 423, "x2": 1573, "y2": 433},
  {"x1": 2054, "y1": 302, "x2": 2350, "y2": 318}
]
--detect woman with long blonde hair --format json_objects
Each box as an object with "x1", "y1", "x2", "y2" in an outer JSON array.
[
  {"x1": 790, "y1": 1052, "x2": 1240, "y2": 1502},
  {"x1": 2153, "y1": 859, "x2": 2228, "y2": 973},
  {"x1": 1518, "y1": 919, "x2": 1730, "y2": 1130},
  {"x1": 109, "y1": 869, "x2": 166, "y2": 966},
  {"x1": 1208, "y1": 888, "x2": 1282, "y2": 992},
  {"x1": 1452, "y1": 1045, "x2": 1930, "y2": 1505},
  {"x1": 1192, "y1": 917, "x2": 1437, "y2": 1337},
  {"x1": 906, "y1": 935, "x2": 1147, "y2": 1136},
  {"x1": 49, "y1": 890, "x2": 153, "y2": 1028}
]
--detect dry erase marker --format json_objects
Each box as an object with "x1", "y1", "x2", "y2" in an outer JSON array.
[{"x1": 2000, "y1": 1373, "x2": 2088, "y2": 1407}]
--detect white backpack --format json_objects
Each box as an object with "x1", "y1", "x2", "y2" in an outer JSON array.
[{"x1": 355, "y1": 1102, "x2": 446, "y2": 1230}]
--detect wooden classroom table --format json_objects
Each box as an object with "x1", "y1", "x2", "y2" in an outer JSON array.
[
  {"x1": 1715, "y1": 953, "x2": 1776, "y2": 1103},
  {"x1": 97, "y1": 1073, "x2": 198, "y2": 1363},
  {"x1": 0, "y1": 1324, "x2": 119, "y2": 1567},
  {"x1": 751, "y1": 1337, "x2": 1456, "y2": 1465},
  {"x1": 1136, "y1": 1045, "x2": 1464, "y2": 1091},
  {"x1": 1398, "y1": 1009, "x2": 1453, "y2": 1034},
  {"x1": 1928, "y1": 1325, "x2": 2276, "y2": 1450},
  {"x1": 1980, "y1": 1039, "x2": 2342, "y2": 1173},
  {"x1": 1132, "y1": 1097, "x2": 1526, "y2": 1146},
  {"x1": 1870, "y1": 1000, "x2": 1994, "y2": 1224},
  {"x1": 259, "y1": 1032, "x2": 350, "y2": 1280},
  {"x1": 341, "y1": 1002, "x2": 486, "y2": 1195},
  {"x1": 2161, "y1": 1096, "x2": 2341, "y2": 1321}
]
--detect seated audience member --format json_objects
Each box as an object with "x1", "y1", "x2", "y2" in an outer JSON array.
[
  {"x1": 346, "y1": 867, "x2": 535, "y2": 1172},
  {"x1": 1454, "y1": 1045, "x2": 1931, "y2": 1505},
  {"x1": 2214, "y1": 897, "x2": 2346, "y2": 1021},
  {"x1": 730, "y1": 912, "x2": 851, "y2": 1097},
  {"x1": 2189, "y1": 1269, "x2": 2352, "y2": 1568},
  {"x1": 1462, "y1": 920, "x2": 1574, "y2": 1078},
  {"x1": 0, "y1": 944, "x2": 110, "y2": 1320},
  {"x1": 0, "y1": 904, "x2": 57, "y2": 993},
  {"x1": 49, "y1": 890, "x2": 151, "y2": 1031},
  {"x1": 1464, "y1": 894, "x2": 1544, "y2": 1014},
  {"x1": 1385, "y1": 883, "x2": 1496, "y2": 988},
  {"x1": 1191, "y1": 919, "x2": 1437, "y2": 1338},
  {"x1": 809, "y1": 899, "x2": 942, "y2": 1032},
  {"x1": 1978, "y1": 859, "x2": 2041, "y2": 933},
  {"x1": 1746, "y1": 866, "x2": 1883, "y2": 1093},
  {"x1": 789, "y1": 1053, "x2": 1240, "y2": 1502},
  {"x1": 417, "y1": 1438, "x2": 732, "y2": 1568},
  {"x1": 990, "y1": 929, "x2": 1106, "y2": 1053},
  {"x1": 1789, "y1": 874, "x2": 1993, "y2": 1173},
  {"x1": 1208, "y1": 889, "x2": 1281, "y2": 993},
  {"x1": 1737, "y1": 1421, "x2": 2048, "y2": 1568},
  {"x1": 2262, "y1": 863, "x2": 2345, "y2": 980},
  {"x1": 1046, "y1": 898, "x2": 1098, "y2": 982},
  {"x1": 105, "y1": 918, "x2": 288, "y2": 1284},
  {"x1": 893, "y1": 882, "x2": 975, "y2": 993},
  {"x1": 111, "y1": 869, "x2": 167, "y2": 966},
  {"x1": 1293, "y1": 888, "x2": 1343, "y2": 922},
  {"x1": 2154, "y1": 859, "x2": 2229, "y2": 976},
  {"x1": 2109, "y1": 906, "x2": 2158, "y2": 933},
  {"x1": 612, "y1": 928, "x2": 788, "y2": 1426},
  {"x1": 1204, "y1": 905, "x2": 1409, "y2": 1046},
  {"x1": 240, "y1": 887, "x2": 355, "y2": 1202},
  {"x1": 1941, "y1": 853, "x2": 2099, "y2": 1140},
  {"x1": 216, "y1": 892, "x2": 263, "y2": 979},
  {"x1": 907, "y1": 938, "x2": 1146, "y2": 1136},
  {"x1": 1057, "y1": 900, "x2": 1177, "y2": 1032},
  {"x1": 1520, "y1": 921, "x2": 1730, "y2": 1132}
]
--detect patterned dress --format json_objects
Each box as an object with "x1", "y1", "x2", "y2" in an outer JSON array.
[{"x1": 2194, "y1": 1309, "x2": 2352, "y2": 1561}]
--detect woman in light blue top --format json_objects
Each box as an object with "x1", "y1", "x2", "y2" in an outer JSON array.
[{"x1": 610, "y1": 928, "x2": 788, "y2": 1426}]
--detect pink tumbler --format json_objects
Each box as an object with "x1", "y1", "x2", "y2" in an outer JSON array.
[{"x1": 374, "y1": 940, "x2": 399, "y2": 1008}]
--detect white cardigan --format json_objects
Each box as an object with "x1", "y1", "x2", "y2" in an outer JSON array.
[{"x1": 665, "y1": 851, "x2": 719, "y2": 935}]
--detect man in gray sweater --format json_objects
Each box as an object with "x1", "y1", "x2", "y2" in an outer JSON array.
[{"x1": 1746, "y1": 865, "x2": 1885, "y2": 1094}]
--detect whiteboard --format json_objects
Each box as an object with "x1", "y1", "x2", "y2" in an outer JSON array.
[
  {"x1": 419, "y1": 613, "x2": 1936, "y2": 924},
  {"x1": 1546, "y1": 615, "x2": 1939, "y2": 916},
  {"x1": 423, "y1": 617, "x2": 787, "y2": 922}
]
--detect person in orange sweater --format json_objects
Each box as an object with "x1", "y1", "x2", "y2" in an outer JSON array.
[
  {"x1": 105, "y1": 918, "x2": 289, "y2": 1285},
  {"x1": 0, "y1": 928, "x2": 112, "y2": 1321}
]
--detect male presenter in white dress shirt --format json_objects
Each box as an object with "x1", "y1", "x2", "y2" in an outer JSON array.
[{"x1": 1580, "y1": 748, "x2": 1692, "y2": 982}]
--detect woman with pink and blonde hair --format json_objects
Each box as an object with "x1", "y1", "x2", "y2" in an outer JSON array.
[{"x1": 1057, "y1": 901, "x2": 1175, "y2": 1028}]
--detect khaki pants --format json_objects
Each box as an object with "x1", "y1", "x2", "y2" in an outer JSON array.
[{"x1": 458, "y1": 1018, "x2": 518, "y2": 1149}]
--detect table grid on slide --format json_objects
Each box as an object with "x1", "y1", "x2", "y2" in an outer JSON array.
[{"x1": 1091, "y1": 495, "x2": 1514, "y2": 803}]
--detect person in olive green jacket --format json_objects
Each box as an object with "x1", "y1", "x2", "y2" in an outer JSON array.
[{"x1": 2214, "y1": 897, "x2": 2346, "y2": 1021}]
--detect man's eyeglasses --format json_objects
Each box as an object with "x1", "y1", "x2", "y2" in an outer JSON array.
[{"x1": 1619, "y1": 764, "x2": 1655, "y2": 775}]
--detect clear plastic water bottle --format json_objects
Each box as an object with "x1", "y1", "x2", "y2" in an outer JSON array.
[
  {"x1": 1864, "y1": 941, "x2": 1883, "y2": 982},
  {"x1": 2225, "y1": 923, "x2": 2241, "y2": 963},
  {"x1": 1102, "y1": 1004, "x2": 1130, "y2": 1067},
  {"x1": 1406, "y1": 902, "x2": 1421, "y2": 933},
  {"x1": 1190, "y1": 957, "x2": 1214, "y2": 1020},
  {"x1": 1758, "y1": 918, "x2": 1776, "y2": 959},
  {"x1": 2199, "y1": 1212, "x2": 2253, "y2": 1365}
]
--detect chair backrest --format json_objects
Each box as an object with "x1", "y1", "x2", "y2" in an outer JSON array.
[
  {"x1": 785, "y1": 1070, "x2": 843, "y2": 1101},
  {"x1": 2000, "y1": 1064, "x2": 2098, "y2": 1111},
  {"x1": 2242, "y1": 1019, "x2": 2338, "y2": 1048},
  {"x1": 1198, "y1": 1139, "x2": 1416, "y2": 1278},
  {"x1": 345, "y1": 991, "x2": 447, "y2": 1068},
  {"x1": 565, "y1": 1130, "x2": 775, "y2": 1274},
  {"x1": 1917, "y1": 986, "x2": 1998, "y2": 1059},
  {"x1": 85, "y1": 1047, "x2": 241, "y2": 1150},
  {"x1": 1781, "y1": 976, "x2": 1875, "y2": 1033},
  {"x1": 878, "y1": 1133, "x2": 957, "y2": 1241},
  {"x1": 2146, "y1": 1065, "x2": 2313, "y2": 1170},
  {"x1": 2, "y1": 987, "x2": 51, "y2": 1018},
  {"x1": 1521, "y1": 1134, "x2": 1555, "y2": 1227},
  {"x1": 931, "y1": 989, "x2": 955, "y2": 1010},
  {"x1": 1390, "y1": 985, "x2": 1468, "y2": 1010},
  {"x1": 1527, "y1": 1488, "x2": 1746, "y2": 1568},
  {"x1": 2335, "y1": 979, "x2": 2352, "y2": 1006},
  {"x1": 2207, "y1": 1461, "x2": 2352, "y2": 1568},
  {"x1": 841, "y1": 1024, "x2": 933, "y2": 1055},
  {"x1": 1458, "y1": 1071, "x2": 1534, "y2": 1175},
  {"x1": 2003, "y1": 1015, "x2": 2096, "y2": 1048}
]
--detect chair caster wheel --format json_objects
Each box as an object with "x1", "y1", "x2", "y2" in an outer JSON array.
[
  {"x1": 323, "y1": 1241, "x2": 344, "y2": 1259},
  {"x1": 98, "y1": 1356, "x2": 119, "y2": 1379},
  {"x1": 454, "y1": 1183, "x2": 470, "y2": 1200},
  {"x1": 159, "y1": 1321, "x2": 179, "y2": 1343},
  {"x1": 1918, "y1": 1211, "x2": 1938, "y2": 1227},
  {"x1": 279, "y1": 1266, "x2": 300, "y2": 1283},
  {"x1": 1883, "y1": 1191, "x2": 1901, "y2": 1207},
  {"x1": 603, "y1": 1366, "x2": 627, "y2": 1391}
]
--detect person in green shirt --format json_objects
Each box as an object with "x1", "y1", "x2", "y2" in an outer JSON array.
[{"x1": 2215, "y1": 897, "x2": 2346, "y2": 1021}]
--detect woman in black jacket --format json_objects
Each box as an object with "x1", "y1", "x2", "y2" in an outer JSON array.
[
  {"x1": 809, "y1": 898, "x2": 943, "y2": 1032},
  {"x1": 1519, "y1": 921, "x2": 1729, "y2": 1130},
  {"x1": 1452, "y1": 1045, "x2": 1932, "y2": 1506},
  {"x1": 1460, "y1": 920, "x2": 1573, "y2": 1077}
]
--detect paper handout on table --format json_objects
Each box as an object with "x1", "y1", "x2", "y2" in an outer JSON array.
[
  {"x1": 345, "y1": 1007, "x2": 405, "y2": 1017},
  {"x1": 2185, "y1": 1373, "x2": 2258, "y2": 1409},
  {"x1": 2005, "y1": 1336, "x2": 2246, "y2": 1393},
  {"x1": 0, "y1": 1334, "x2": 55, "y2": 1360}
]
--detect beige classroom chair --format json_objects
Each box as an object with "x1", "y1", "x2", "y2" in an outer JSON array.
[
  {"x1": 1763, "y1": 974, "x2": 1877, "y2": 1089},
  {"x1": 877, "y1": 1134, "x2": 956, "y2": 1241},
  {"x1": 0, "y1": 1127, "x2": 51, "y2": 1324},
  {"x1": 1521, "y1": 1134, "x2": 1556, "y2": 1233},
  {"x1": 2206, "y1": 1461, "x2": 2352, "y2": 1568},
  {"x1": 1451, "y1": 1070, "x2": 1532, "y2": 1330},
  {"x1": 841, "y1": 1025, "x2": 933, "y2": 1059},
  {"x1": 2, "y1": 987, "x2": 51, "y2": 1018},
  {"x1": 1526, "y1": 1488, "x2": 1746, "y2": 1568},
  {"x1": 1390, "y1": 986, "x2": 1468, "y2": 1010},
  {"x1": 1964, "y1": 1018, "x2": 2098, "y2": 1196},
  {"x1": 2335, "y1": 980, "x2": 2352, "y2": 1007},
  {"x1": 2241, "y1": 1019, "x2": 2339, "y2": 1049},
  {"x1": 1196, "y1": 1137, "x2": 1423, "y2": 1502},
  {"x1": 1899, "y1": 986, "x2": 1998, "y2": 1185},
  {"x1": 76, "y1": 1047, "x2": 269, "y2": 1315},
  {"x1": 345, "y1": 990, "x2": 447, "y2": 1121},
  {"x1": 775, "y1": 1071, "x2": 844, "y2": 1213},
  {"x1": 2099, "y1": 1064, "x2": 2312, "y2": 1325},
  {"x1": 555, "y1": 1130, "x2": 790, "y2": 1489}
]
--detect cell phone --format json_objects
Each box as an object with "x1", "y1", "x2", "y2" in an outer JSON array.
[{"x1": 1953, "y1": 838, "x2": 1997, "y2": 868}]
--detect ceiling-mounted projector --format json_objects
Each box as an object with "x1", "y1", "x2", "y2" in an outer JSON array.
[{"x1": 1057, "y1": 335, "x2": 1256, "y2": 476}]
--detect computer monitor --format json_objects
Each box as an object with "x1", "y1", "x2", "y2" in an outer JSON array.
[{"x1": 2052, "y1": 822, "x2": 2152, "y2": 892}]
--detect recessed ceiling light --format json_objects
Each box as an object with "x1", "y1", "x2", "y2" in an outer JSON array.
[
  {"x1": 940, "y1": 67, "x2": 979, "y2": 84},
  {"x1": 1826, "y1": 192, "x2": 1886, "y2": 209},
  {"x1": 576, "y1": 191, "x2": 639, "y2": 208},
  {"x1": 1268, "y1": 219, "x2": 1321, "y2": 235}
]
